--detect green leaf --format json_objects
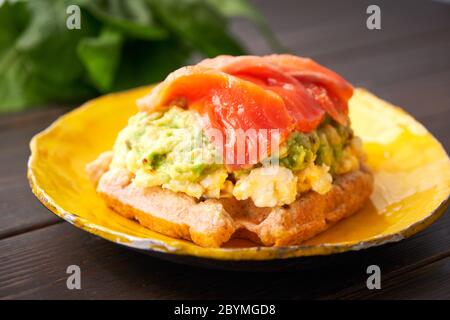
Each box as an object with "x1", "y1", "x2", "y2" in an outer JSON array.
[
  {"x1": 0, "y1": 0, "x2": 278, "y2": 112},
  {"x1": 0, "y1": 0, "x2": 98, "y2": 112},
  {"x1": 0, "y1": 1, "x2": 30, "y2": 59},
  {"x1": 148, "y1": 0, "x2": 245, "y2": 57},
  {"x1": 0, "y1": 48, "x2": 94, "y2": 112},
  {"x1": 205, "y1": 0, "x2": 286, "y2": 52},
  {"x1": 82, "y1": 0, "x2": 168, "y2": 40},
  {"x1": 112, "y1": 39, "x2": 192, "y2": 91},
  {"x1": 77, "y1": 28, "x2": 123, "y2": 92}
]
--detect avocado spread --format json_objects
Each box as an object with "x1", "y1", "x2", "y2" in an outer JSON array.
[
  {"x1": 279, "y1": 118, "x2": 353, "y2": 174},
  {"x1": 110, "y1": 107, "x2": 221, "y2": 186}
]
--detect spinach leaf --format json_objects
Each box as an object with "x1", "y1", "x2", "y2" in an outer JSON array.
[
  {"x1": 148, "y1": 0, "x2": 245, "y2": 57},
  {"x1": 83, "y1": 0, "x2": 168, "y2": 40},
  {"x1": 0, "y1": 0, "x2": 278, "y2": 112},
  {"x1": 77, "y1": 28, "x2": 123, "y2": 92}
]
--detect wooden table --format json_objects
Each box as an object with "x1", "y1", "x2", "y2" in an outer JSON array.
[{"x1": 1, "y1": 0, "x2": 449, "y2": 299}]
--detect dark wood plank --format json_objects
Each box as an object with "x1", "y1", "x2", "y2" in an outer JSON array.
[
  {"x1": 0, "y1": 109, "x2": 68, "y2": 239},
  {"x1": 0, "y1": 106, "x2": 71, "y2": 132},
  {"x1": 318, "y1": 28, "x2": 450, "y2": 89},
  {"x1": 337, "y1": 257, "x2": 450, "y2": 299},
  {"x1": 243, "y1": 0, "x2": 450, "y2": 55},
  {"x1": 372, "y1": 67, "x2": 450, "y2": 119},
  {"x1": 243, "y1": 0, "x2": 450, "y2": 116},
  {"x1": 373, "y1": 257, "x2": 450, "y2": 300},
  {"x1": 0, "y1": 206, "x2": 448, "y2": 299}
]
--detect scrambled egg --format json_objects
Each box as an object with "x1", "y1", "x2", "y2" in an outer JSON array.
[
  {"x1": 134, "y1": 166, "x2": 230, "y2": 199},
  {"x1": 297, "y1": 164, "x2": 332, "y2": 195},
  {"x1": 233, "y1": 166, "x2": 298, "y2": 207},
  {"x1": 233, "y1": 163, "x2": 334, "y2": 207}
]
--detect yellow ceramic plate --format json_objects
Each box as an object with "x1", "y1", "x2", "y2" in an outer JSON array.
[{"x1": 28, "y1": 87, "x2": 450, "y2": 263}]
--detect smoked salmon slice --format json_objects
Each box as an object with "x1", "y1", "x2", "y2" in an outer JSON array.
[
  {"x1": 200, "y1": 56, "x2": 326, "y2": 131},
  {"x1": 199, "y1": 54, "x2": 352, "y2": 125},
  {"x1": 138, "y1": 55, "x2": 353, "y2": 168},
  {"x1": 138, "y1": 66, "x2": 294, "y2": 167},
  {"x1": 263, "y1": 54, "x2": 352, "y2": 125}
]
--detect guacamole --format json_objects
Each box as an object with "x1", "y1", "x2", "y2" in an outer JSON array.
[
  {"x1": 279, "y1": 120, "x2": 353, "y2": 174},
  {"x1": 110, "y1": 107, "x2": 221, "y2": 186}
]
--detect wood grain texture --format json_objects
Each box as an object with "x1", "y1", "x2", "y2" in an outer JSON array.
[
  {"x1": 338, "y1": 257, "x2": 450, "y2": 300},
  {"x1": 0, "y1": 109, "x2": 68, "y2": 239},
  {"x1": 0, "y1": 211, "x2": 448, "y2": 300},
  {"x1": 0, "y1": 0, "x2": 449, "y2": 299},
  {"x1": 242, "y1": 0, "x2": 450, "y2": 54}
]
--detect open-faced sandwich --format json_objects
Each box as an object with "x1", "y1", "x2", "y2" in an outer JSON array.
[{"x1": 86, "y1": 54, "x2": 373, "y2": 247}]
